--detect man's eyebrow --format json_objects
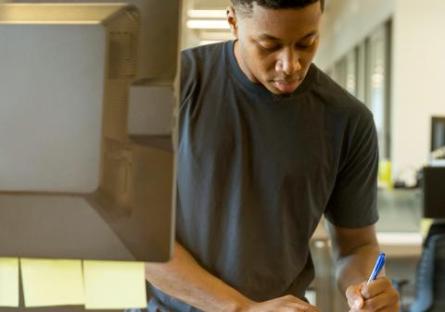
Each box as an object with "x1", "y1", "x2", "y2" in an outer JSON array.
[
  {"x1": 300, "y1": 31, "x2": 318, "y2": 40},
  {"x1": 257, "y1": 31, "x2": 318, "y2": 42},
  {"x1": 257, "y1": 34, "x2": 280, "y2": 41}
]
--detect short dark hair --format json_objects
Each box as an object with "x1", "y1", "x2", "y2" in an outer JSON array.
[{"x1": 231, "y1": 0, "x2": 324, "y2": 14}]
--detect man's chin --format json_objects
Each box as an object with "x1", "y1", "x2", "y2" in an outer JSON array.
[
  {"x1": 265, "y1": 81, "x2": 300, "y2": 95},
  {"x1": 274, "y1": 80, "x2": 301, "y2": 94}
]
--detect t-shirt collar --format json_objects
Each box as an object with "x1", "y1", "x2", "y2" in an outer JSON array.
[{"x1": 226, "y1": 39, "x2": 316, "y2": 100}]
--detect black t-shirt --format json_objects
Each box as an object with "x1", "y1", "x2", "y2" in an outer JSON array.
[{"x1": 149, "y1": 40, "x2": 379, "y2": 311}]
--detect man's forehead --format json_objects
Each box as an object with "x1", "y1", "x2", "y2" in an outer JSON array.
[
  {"x1": 239, "y1": 3, "x2": 321, "y2": 26},
  {"x1": 257, "y1": 31, "x2": 318, "y2": 42},
  {"x1": 237, "y1": 1, "x2": 322, "y2": 16},
  {"x1": 240, "y1": 3, "x2": 321, "y2": 40}
]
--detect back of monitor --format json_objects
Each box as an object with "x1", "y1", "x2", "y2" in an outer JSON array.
[{"x1": 0, "y1": 1, "x2": 181, "y2": 261}]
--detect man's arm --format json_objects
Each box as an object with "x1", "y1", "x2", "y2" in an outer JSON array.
[
  {"x1": 328, "y1": 223, "x2": 381, "y2": 291},
  {"x1": 145, "y1": 242, "x2": 250, "y2": 311},
  {"x1": 327, "y1": 223, "x2": 400, "y2": 311},
  {"x1": 145, "y1": 242, "x2": 319, "y2": 312}
]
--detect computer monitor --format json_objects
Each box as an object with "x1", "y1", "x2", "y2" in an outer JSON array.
[
  {"x1": 423, "y1": 166, "x2": 445, "y2": 219},
  {"x1": 0, "y1": 1, "x2": 180, "y2": 262},
  {"x1": 431, "y1": 116, "x2": 445, "y2": 152}
]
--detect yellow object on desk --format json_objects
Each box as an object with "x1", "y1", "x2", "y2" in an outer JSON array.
[
  {"x1": 378, "y1": 160, "x2": 393, "y2": 189},
  {"x1": 20, "y1": 258, "x2": 84, "y2": 307},
  {"x1": 83, "y1": 260, "x2": 147, "y2": 309},
  {"x1": 421, "y1": 218, "x2": 434, "y2": 238},
  {"x1": 0, "y1": 258, "x2": 19, "y2": 307}
]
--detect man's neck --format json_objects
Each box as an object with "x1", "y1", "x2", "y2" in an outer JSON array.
[{"x1": 233, "y1": 40, "x2": 258, "y2": 84}]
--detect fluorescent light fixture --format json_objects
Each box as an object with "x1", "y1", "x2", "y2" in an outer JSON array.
[
  {"x1": 187, "y1": 9, "x2": 226, "y2": 19},
  {"x1": 186, "y1": 19, "x2": 229, "y2": 30}
]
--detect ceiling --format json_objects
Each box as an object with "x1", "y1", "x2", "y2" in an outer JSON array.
[
  {"x1": 193, "y1": 0, "x2": 229, "y2": 9},
  {"x1": 192, "y1": 0, "x2": 331, "y2": 10}
]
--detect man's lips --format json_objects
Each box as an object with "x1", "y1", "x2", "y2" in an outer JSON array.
[{"x1": 272, "y1": 79, "x2": 301, "y2": 93}]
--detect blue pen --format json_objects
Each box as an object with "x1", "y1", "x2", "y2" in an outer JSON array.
[{"x1": 367, "y1": 252, "x2": 386, "y2": 284}]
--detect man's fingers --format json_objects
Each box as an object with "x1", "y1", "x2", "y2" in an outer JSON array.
[
  {"x1": 281, "y1": 296, "x2": 319, "y2": 311},
  {"x1": 362, "y1": 286, "x2": 400, "y2": 311},
  {"x1": 361, "y1": 277, "x2": 393, "y2": 299},
  {"x1": 283, "y1": 303, "x2": 319, "y2": 312},
  {"x1": 283, "y1": 304, "x2": 319, "y2": 312},
  {"x1": 346, "y1": 284, "x2": 365, "y2": 310},
  {"x1": 344, "y1": 278, "x2": 400, "y2": 312},
  {"x1": 254, "y1": 295, "x2": 320, "y2": 312}
]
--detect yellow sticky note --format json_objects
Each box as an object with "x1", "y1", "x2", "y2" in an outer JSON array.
[
  {"x1": 83, "y1": 261, "x2": 147, "y2": 309},
  {"x1": 421, "y1": 218, "x2": 434, "y2": 238},
  {"x1": 20, "y1": 258, "x2": 84, "y2": 307},
  {"x1": 0, "y1": 258, "x2": 19, "y2": 307}
]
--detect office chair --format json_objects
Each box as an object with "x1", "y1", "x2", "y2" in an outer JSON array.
[{"x1": 410, "y1": 226, "x2": 445, "y2": 312}]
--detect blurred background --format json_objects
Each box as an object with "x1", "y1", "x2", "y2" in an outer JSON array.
[{"x1": 1, "y1": 0, "x2": 444, "y2": 311}]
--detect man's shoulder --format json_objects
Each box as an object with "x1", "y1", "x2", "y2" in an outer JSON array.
[
  {"x1": 311, "y1": 65, "x2": 373, "y2": 120},
  {"x1": 180, "y1": 41, "x2": 229, "y2": 103},
  {"x1": 181, "y1": 41, "x2": 227, "y2": 69}
]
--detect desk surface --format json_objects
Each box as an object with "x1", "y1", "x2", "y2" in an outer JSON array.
[{"x1": 311, "y1": 189, "x2": 424, "y2": 257}]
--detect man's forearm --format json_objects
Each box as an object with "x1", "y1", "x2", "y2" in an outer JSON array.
[
  {"x1": 334, "y1": 243, "x2": 381, "y2": 293},
  {"x1": 145, "y1": 241, "x2": 252, "y2": 312}
]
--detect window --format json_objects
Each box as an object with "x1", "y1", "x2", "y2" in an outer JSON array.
[
  {"x1": 365, "y1": 22, "x2": 391, "y2": 160},
  {"x1": 326, "y1": 21, "x2": 392, "y2": 161}
]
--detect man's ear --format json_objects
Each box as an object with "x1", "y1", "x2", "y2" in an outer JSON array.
[{"x1": 226, "y1": 6, "x2": 239, "y2": 38}]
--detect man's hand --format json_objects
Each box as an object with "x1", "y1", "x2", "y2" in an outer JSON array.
[
  {"x1": 243, "y1": 295, "x2": 320, "y2": 312},
  {"x1": 345, "y1": 277, "x2": 400, "y2": 312}
]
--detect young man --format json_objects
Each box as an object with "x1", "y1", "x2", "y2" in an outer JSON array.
[{"x1": 145, "y1": 0, "x2": 400, "y2": 311}]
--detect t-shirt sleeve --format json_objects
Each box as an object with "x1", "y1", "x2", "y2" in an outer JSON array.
[
  {"x1": 324, "y1": 108, "x2": 379, "y2": 228},
  {"x1": 179, "y1": 49, "x2": 198, "y2": 107}
]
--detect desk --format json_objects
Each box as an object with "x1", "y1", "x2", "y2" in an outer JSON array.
[{"x1": 378, "y1": 232, "x2": 422, "y2": 257}]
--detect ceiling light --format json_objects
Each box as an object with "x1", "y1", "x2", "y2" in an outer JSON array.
[
  {"x1": 187, "y1": 10, "x2": 226, "y2": 19},
  {"x1": 186, "y1": 19, "x2": 229, "y2": 30}
]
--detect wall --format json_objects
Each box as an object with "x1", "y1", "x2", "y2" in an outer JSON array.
[
  {"x1": 391, "y1": 0, "x2": 445, "y2": 175},
  {"x1": 318, "y1": 0, "x2": 445, "y2": 176},
  {"x1": 194, "y1": 0, "x2": 228, "y2": 9},
  {"x1": 316, "y1": 0, "x2": 394, "y2": 70}
]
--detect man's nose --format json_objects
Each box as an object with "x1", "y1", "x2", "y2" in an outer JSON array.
[{"x1": 276, "y1": 48, "x2": 302, "y2": 76}]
